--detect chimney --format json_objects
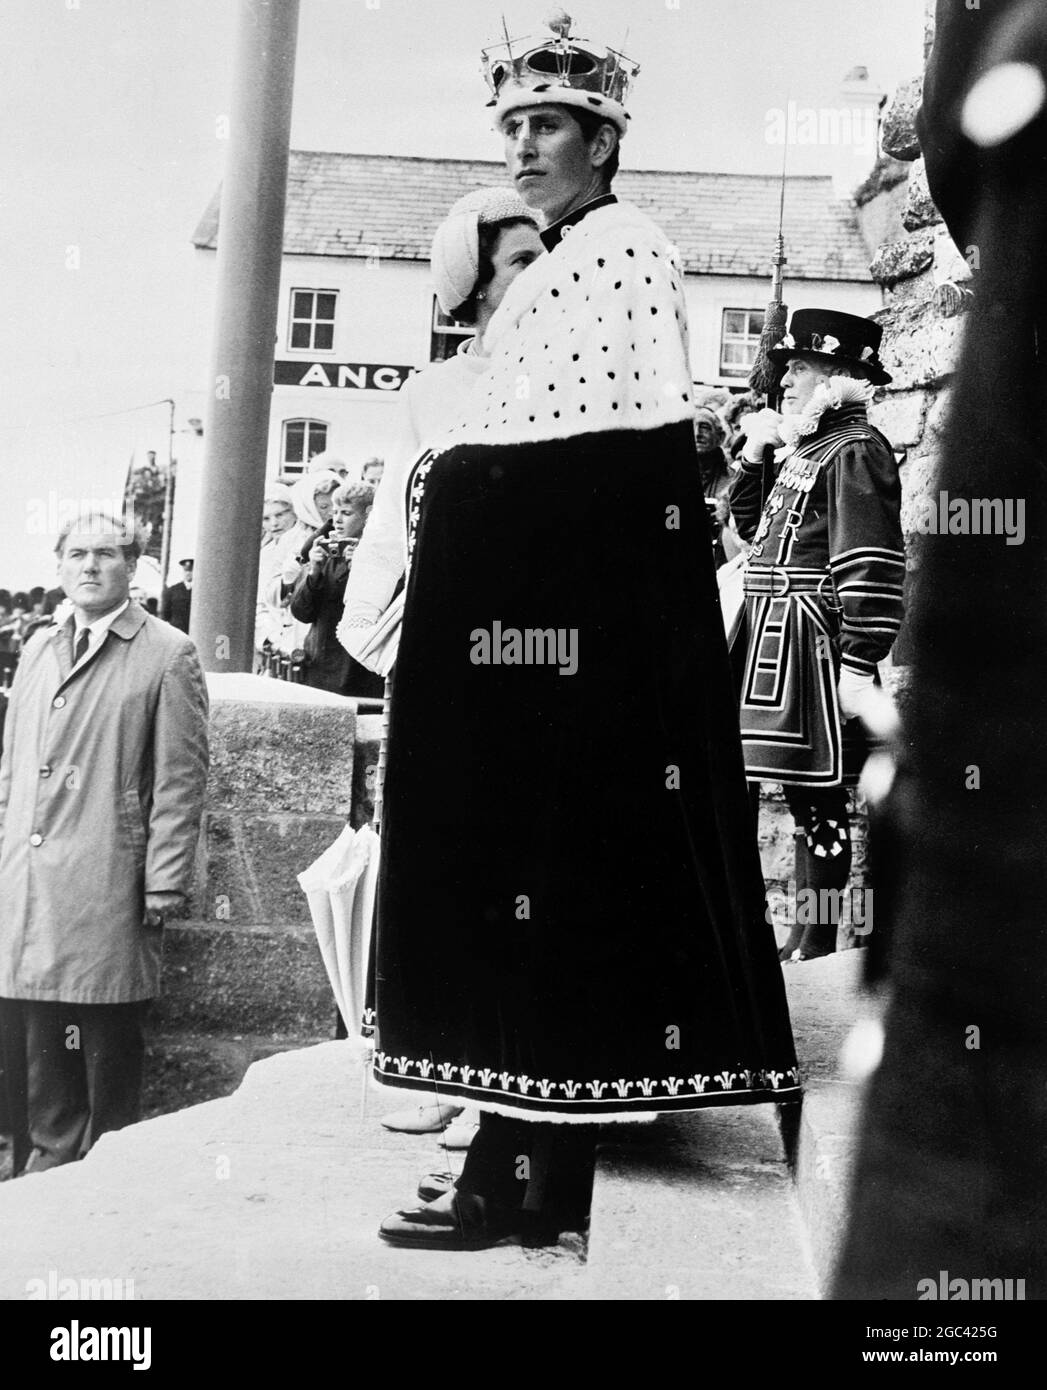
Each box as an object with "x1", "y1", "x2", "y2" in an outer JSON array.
[{"x1": 832, "y1": 65, "x2": 886, "y2": 196}]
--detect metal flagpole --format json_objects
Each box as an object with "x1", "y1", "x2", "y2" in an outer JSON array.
[
  {"x1": 191, "y1": 0, "x2": 300, "y2": 672},
  {"x1": 158, "y1": 398, "x2": 176, "y2": 594}
]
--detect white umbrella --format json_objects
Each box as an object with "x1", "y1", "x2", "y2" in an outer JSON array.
[
  {"x1": 298, "y1": 822, "x2": 377, "y2": 1055},
  {"x1": 297, "y1": 676, "x2": 391, "y2": 1055}
]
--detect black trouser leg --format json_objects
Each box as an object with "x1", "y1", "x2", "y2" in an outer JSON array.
[
  {"x1": 782, "y1": 786, "x2": 852, "y2": 958},
  {"x1": 22, "y1": 1000, "x2": 148, "y2": 1170},
  {"x1": 457, "y1": 1111, "x2": 596, "y2": 1227},
  {"x1": 0, "y1": 999, "x2": 31, "y2": 1176},
  {"x1": 80, "y1": 1002, "x2": 148, "y2": 1153}
]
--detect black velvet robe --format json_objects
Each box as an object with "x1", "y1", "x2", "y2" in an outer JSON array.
[{"x1": 369, "y1": 200, "x2": 800, "y2": 1120}]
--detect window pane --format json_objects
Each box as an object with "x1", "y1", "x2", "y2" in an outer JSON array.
[
  {"x1": 313, "y1": 323, "x2": 334, "y2": 351},
  {"x1": 316, "y1": 293, "x2": 337, "y2": 321},
  {"x1": 723, "y1": 310, "x2": 745, "y2": 334},
  {"x1": 747, "y1": 311, "x2": 764, "y2": 335},
  {"x1": 430, "y1": 296, "x2": 473, "y2": 360},
  {"x1": 284, "y1": 421, "x2": 305, "y2": 463},
  {"x1": 292, "y1": 291, "x2": 313, "y2": 319},
  {"x1": 306, "y1": 424, "x2": 328, "y2": 457},
  {"x1": 290, "y1": 322, "x2": 311, "y2": 349}
]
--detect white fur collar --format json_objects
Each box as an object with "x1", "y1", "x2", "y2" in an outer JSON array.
[{"x1": 445, "y1": 200, "x2": 695, "y2": 448}]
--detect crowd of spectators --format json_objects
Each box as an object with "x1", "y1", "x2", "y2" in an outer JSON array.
[
  {"x1": 255, "y1": 452, "x2": 386, "y2": 697},
  {"x1": 1, "y1": 453, "x2": 386, "y2": 706},
  {"x1": 0, "y1": 589, "x2": 59, "y2": 659}
]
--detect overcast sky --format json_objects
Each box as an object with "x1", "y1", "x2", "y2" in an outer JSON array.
[{"x1": 0, "y1": 0, "x2": 924, "y2": 589}]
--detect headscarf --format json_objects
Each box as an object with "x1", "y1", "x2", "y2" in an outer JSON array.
[
  {"x1": 290, "y1": 471, "x2": 341, "y2": 529},
  {"x1": 693, "y1": 406, "x2": 726, "y2": 445},
  {"x1": 306, "y1": 451, "x2": 350, "y2": 476},
  {"x1": 264, "y1": 481, "x2": 294, "y2": 506}
]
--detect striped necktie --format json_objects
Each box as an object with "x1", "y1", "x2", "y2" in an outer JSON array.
[{"x1": 74, "y1": 627, "x2": 90, "y2": 664}]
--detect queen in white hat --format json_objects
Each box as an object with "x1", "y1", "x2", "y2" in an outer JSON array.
[{"x1": 339, "y1": 188, "x2": 541, "y2": 638}]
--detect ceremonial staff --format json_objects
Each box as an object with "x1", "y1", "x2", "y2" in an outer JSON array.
[
  {"x1": 749, "y1": 136, "x2": 789, "y2": 403},
  {"x1": 747, "y1": 138, "x2": 790, "y2": 506}
]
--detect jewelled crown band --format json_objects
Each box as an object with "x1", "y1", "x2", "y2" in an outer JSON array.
[{"x1": 481, "y1": 10, "x2": 639, "y2": 135}]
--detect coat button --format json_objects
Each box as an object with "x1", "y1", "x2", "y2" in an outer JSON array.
[
  {"x1": 39, "y1": 765, "x2": 52, "y2": 778},
  {"x1": 52, "y1": 696, "x2": 66, "y2": 709},
  {"x1": 29, "y1": 833, "x2": 43, "y2": 847}
]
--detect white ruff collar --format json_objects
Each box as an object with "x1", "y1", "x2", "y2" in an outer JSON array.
[{"x1": 776, "y1": 376, "x2": 874, "y2": 461}]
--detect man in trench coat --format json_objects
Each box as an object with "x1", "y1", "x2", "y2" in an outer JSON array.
[{"x1": 0, "y1": 511, "x2": 208, "y2": 1172}]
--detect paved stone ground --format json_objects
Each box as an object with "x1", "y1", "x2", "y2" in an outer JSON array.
[
  {"x1": 588, "y1": 1107, "x2": 817, "y2": 1299},
  {"x1": 0, "y1": 953, "x2": 866, "y2": 1300},
  {"x1": 781, "y1": 950, "x2": 873, "y2": 1288},
  {"x1": 0, "y1": 1044, "x2": 587, "y2": 1301}
]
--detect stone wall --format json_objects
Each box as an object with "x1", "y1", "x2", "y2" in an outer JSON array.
[
  {"x1": 861, "y1": 21, "x2": 966, "y2": 668},
  {"x1": 765, "y1": 16, "x2": 954, "y2": 945},
  {"x1": 145, "y1": 676, "x2": 374, "y2": 1116}
]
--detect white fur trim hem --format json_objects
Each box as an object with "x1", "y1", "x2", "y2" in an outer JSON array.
[
  {"x1": 370, "y1": 1075, "x2": 661, "y2": 1124},
  {"x1": 369, "y1": 1074, "x2": 802, "y2": 1124}
]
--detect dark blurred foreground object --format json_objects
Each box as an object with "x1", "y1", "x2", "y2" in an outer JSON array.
[{"x1": 833, "y1": 0, "x2": 1047, "y2": 1299}]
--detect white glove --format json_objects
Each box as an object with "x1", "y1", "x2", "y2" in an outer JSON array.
[
  {"x1": 739, "y1": 407, "x2": 784, "y2": 461},
  {"x1": 838, "y1": 667, "x2": 899, "y2": 738},
  {"x1": 838, "y1": 667, "x2": 877, "y2": 722}
]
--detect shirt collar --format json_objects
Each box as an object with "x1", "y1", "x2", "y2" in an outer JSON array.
[
  {"x1": 540, "y1": 193, "x2": 617, "y2": 251},
  {"x1": 73, "y1": 597, "x2": 131, "y2": 638}
]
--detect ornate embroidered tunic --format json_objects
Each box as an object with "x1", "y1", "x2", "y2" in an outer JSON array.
[
  {"x1": 370, "y1": 198, "x2": 800, "y2": 1121},
  {"x1": 730, "y1": 402, "x2": 905, "y2": 785}
]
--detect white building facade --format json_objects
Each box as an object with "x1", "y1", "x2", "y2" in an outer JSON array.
[{"x1": 193, "y1": 153, "x2": 879, "y2": 482}]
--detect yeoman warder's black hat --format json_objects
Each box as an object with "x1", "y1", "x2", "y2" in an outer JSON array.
[{"x1": 768, "y1": 308, "x2": 892, "y2": 386}]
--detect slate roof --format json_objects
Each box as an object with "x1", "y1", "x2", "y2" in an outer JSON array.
[{"x1": 192, "y1": 151, "x2": 871, "y2": 282}]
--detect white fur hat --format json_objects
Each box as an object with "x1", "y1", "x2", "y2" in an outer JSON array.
[{"x1": 430, "y1": 186, "x2": 535, "y2": 316}]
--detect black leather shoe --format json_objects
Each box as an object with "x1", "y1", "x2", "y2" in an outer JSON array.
[
  {"x1": 417, "y1": 1171, "x2": 456, "y2": 1203},
  {"x1": 379, "y1": 1192, "x2": 558, "y2": 1251}
]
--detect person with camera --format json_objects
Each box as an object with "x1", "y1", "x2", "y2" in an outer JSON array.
[{"x1": 289, "y1": 483, "x2": 384, "y2": 698}]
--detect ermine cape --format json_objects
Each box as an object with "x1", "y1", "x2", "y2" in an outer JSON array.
[{"x1": 370, "y1": 200, "x2": 800, "y2": 1120}]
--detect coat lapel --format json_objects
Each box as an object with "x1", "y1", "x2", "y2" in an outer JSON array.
[
  {"x1": 51, "y1": 602, "x2": 149, "y2": 694},
  {"x1": 53, "y1": 619, "x2": 74, "y2": 684}
]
